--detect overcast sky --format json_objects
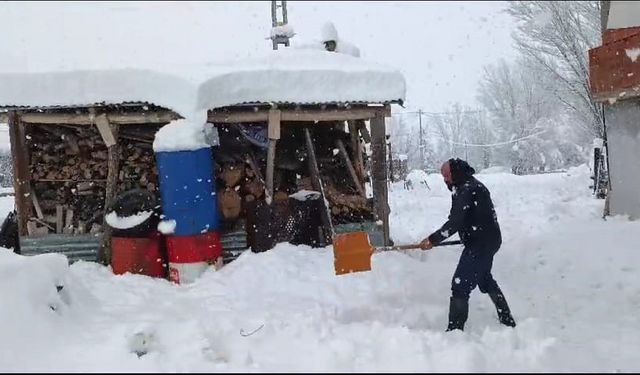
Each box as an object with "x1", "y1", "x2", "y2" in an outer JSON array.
[{"x1": 0, "y1": 1, "x2": 517, "y2": 112}]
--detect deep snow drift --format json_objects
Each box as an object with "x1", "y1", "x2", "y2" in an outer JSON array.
[{"x1": 1, "y1": 165, "x2": 640, "y2": 372}]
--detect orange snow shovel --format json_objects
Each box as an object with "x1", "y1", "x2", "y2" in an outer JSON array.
[{"x1": 333, "y1": 231, "x2": 462, "y2": 275}]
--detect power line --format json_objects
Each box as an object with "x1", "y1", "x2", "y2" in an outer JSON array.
[{"x1": 390, "y1": 129, "x2": 548, "y2": 148}]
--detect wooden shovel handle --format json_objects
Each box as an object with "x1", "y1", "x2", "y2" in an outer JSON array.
[{"x1": 378, "y1": 240, "x2": 463, "y2": 251}]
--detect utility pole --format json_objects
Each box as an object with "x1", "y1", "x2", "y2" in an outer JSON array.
[{"x1": 418, "y1": 109, "x2": 424, "y2": 170}]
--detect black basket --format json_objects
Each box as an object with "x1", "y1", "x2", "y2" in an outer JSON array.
[
  {"x1": 106, "y1": 189, "x2": 160, "y2": 238},
  {"x1": 245, "y1": 196, "x2": 326, "y2": 253}
]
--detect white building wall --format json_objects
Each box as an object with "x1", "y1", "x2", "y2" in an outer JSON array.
[
  {"x1": 605, "y1": 100, "x2": 640, "y2": 219},
  {"x1": 608, "y1": 1, "x2": 640, "y2": 29}
]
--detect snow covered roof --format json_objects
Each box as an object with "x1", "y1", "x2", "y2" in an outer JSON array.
[
  {"x1": 0, "y1": 49, "x2": 406, "y2": 119},
  {"x1": 0, "y1": 69, "x2": 194, "y2": 115}
]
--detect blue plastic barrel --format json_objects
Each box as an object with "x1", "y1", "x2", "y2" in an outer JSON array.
[{"x1": 155, "y1": 147, "x2": 220, "y2": 236}]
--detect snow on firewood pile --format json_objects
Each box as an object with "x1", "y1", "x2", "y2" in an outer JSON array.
[{"x1": 1, "y1": 165, "x2": 640, "y2": 371}]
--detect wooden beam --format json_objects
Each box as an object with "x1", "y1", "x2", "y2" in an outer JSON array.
[
  {"x1": 95, "y1": 114, "x2": 117, "y2": 147},
  {"x1": 336, "y1": 139, "x2": 366, "y2": 198},
  {"x1": 56, "y1": 205, "x2": 64, "y2": 234},
  {"x1": 64, "y1": 209, "x2": 74, "y2": 235},
  {"x1": 31, "y1": 191, "x2": 44, "y2": 220},
  {"x1": 8, "y1": 112, "x2": 32, "y2": 237},
  {"x1": 348, "y1": 120, "x2": 366, "y2": 190},
  {"x1": 589, "y1": 31, "x2": 640, "y2": 102},
  {"x1": 304, "y1": 127, "x2": 333, "y2": 244},
  {"x1": 370, "y1": 114, "x2": 390, "y2": 246},
  {"x1": 265, "y1": 110, "x2": 281, "y2": 203},
  {"x1": 208, "y1": 105, "x2": 391, "y2": 123},
  {"x1": 98, "y1": 120, "x2": 120, "y2": 265},
  {"x1": 358, "y1": 121, "x2": 372, "y2": 143},
  {"x1": 18, "y1": 111, "x2": 180, "y2": 125}
]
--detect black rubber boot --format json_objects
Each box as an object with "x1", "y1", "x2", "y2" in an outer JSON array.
[
  {"x1": 488, "y1": 289, "x2": 516, "y2": 328},
  {"x1": 446, "y1": 297, "x2": 469, "y2": 332}
]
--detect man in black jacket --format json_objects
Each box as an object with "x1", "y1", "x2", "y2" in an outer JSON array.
[{"x1": 420, "y1": 158, "x2": 516, "y2": 332}]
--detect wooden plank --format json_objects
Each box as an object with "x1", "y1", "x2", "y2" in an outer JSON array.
[
  {"x1": 98, "y1": 121, "x2": 120, "y2": 265},
  {"x1": 603, "y1": 26, "x2": 640, "y2": 44},
  {"x1": 348, "y1": 120, "x2": 366, "y2": 189},
  {"x1": 31, "y1": 190, "x2": 44, "y2": 219},
  {"x1": 336, "y1": 139, "x2": 366, "y2": 198},
  {"x1": 370, "y1": 115, "x2": 390, "y2": 246},
  {"x1": 208, "y1": 105, "x2": 391, "y2": 123},
  {"x1": 64, "y1": 209, "x2": 74, "y2": 234},
  {"x1": 30, "y1": 217, "x2": 55, "y2": 232},
  {"x1": 589, "y1": 31, "x2": 640, "y2": 102},
  {"x1": 19, "y1": 111, "x2": 179, "y2": 125},
  {"x1": 56, "y1": 205, "x2": 64, "y2": 234},
  {"x1": 265, "y1": 110, "x2": 281, "y2": 203},
  {"x1": 304, "y1": 127, "x2": 333, "y2": 244},
  {"x1": 358, "y1": 120, "x2": 372, "y2": 143},
  {"x1": 8, "y1": 112, "x2": 32, "y2": 237},
  {"x1": 95, "y1": 114, "x2": 117, "y2": 147},
  {"x1": 268, "y1": 109, "x2": 281, "y2": 139}
]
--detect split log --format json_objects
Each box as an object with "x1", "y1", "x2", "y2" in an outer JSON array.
[
  {"x1": 243, "y1": 178, "x2": 265, "y2": 199},
  {"x1": 218, "y1": 188, "x2": 242, "y2": 221},
  {"x1": 222, "y1": 164, "x2": 245, "y2": 187}
]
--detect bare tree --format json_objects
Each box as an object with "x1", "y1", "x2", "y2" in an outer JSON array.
[{"x1": 506, "y1": 1, "x2": 603, "y2": 138}]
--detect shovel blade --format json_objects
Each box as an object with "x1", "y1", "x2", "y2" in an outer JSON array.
[{"x1": 333, "y1": 231, "x2": 375, "y2": 275}]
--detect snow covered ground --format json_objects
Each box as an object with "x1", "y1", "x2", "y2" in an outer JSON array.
[{"x1": 1, "y1": 165, "x2": 640, "y2": 372}]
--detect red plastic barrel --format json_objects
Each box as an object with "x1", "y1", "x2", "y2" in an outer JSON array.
[
  {"x1": 166, "y1": 231, "x2": 222, "y2": 284},
  {"x1": 111, "y1": 232, "x2": 166, "y2": 278}
]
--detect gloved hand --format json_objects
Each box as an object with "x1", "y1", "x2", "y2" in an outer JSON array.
[{"x1": 419, "y1": 238, "x2": 433, "y2": 250}]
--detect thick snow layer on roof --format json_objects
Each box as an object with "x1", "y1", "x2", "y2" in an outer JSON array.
[
  {"x1": 0, "y1": 69, "x2": 196, "y2": 117},
  {"x1": 0, "y1": 49, "x2": 405, "y2": 118},
  {"x1": 0, "y1": 49, "x2": 405, "y2": 153},
  {"x1": 196, "y1": 49, "x2": 398, "y2": 109}
]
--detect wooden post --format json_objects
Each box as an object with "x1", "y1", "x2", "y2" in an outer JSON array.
[
  {"x1": 98, "y1": 114, "x2": 120, "y2": 265},
  {"x1": 370, "y1": 115, "x2": 390, "y2": 246},
  {"x1": 31, "y1": 191, "x2": 44, "y2": 220},
  {"x1": 8, "y1": 111, "x2": 32, "y2": 237},
  {"x1": 348, "y1": 120, "x2": 366, "y2": 191},
  {"x1": 304, "y1": 127, "x2": 333, "y2": 244},
  {"x1": 336, "y1": 139, "x2": 366, "y2": 198},
  {"x1": 266, "y1": 109, "x2": 281, "y2": 203},
  {"x1": 388, "y1": 137, "x2": 395, "y2": 183}
]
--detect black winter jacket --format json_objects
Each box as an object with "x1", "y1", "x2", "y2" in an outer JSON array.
[{"x1": 428, "y1": 160, "x2": 502, "y2": 249}]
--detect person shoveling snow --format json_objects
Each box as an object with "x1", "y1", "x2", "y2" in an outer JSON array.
[{"x1": 420, "y1": 158, "x2": 516, "y2": 332}]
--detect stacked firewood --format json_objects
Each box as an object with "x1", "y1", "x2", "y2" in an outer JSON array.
[
  {"x1": 29, "y1": 127, "x2": 109, "y2": 182},
  {"x1": 118, "y1": 140, "x2": 159, "y2": 194},
  {"x1": 296, "y1": 176, "x2": 374, "y2": 224},
  {"x1": 217, "y1": 157, "x2": 286, "y2": 225},
  {"x1": 25, "y1": 124, "x2": 160, "y2": 236}
]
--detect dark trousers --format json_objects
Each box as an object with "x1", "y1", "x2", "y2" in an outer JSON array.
[{"x1": 451, "y1": 245, "x2": 500, "y2": 300}]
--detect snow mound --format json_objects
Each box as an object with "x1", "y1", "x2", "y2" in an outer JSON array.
[
  {"x1": 270, "y1": 24, "x2": 295, "y2": 39},
  {"x1": 0, "y1": 250, "x2": 96, "y2": 371},
  {"x1": 406, "y1": 169, "x2": 430, "y2": 186},
  {"x1": 152, "y1": 119, "x2": 210, "y2": 153},
  {"x1": 479, "y1": 166, "x2": 511, "y2": 175}
]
